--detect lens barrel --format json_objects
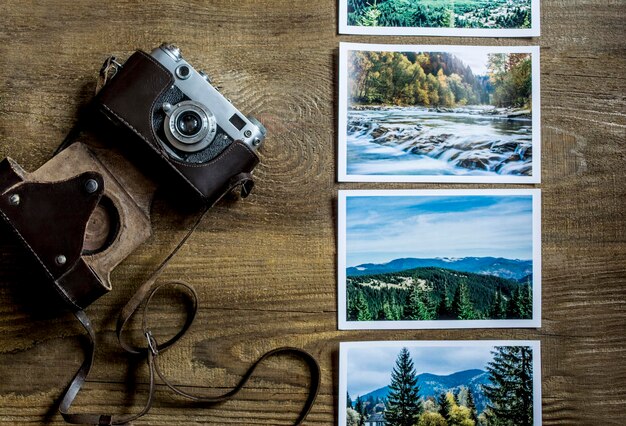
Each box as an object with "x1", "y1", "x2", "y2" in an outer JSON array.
[{"x1": 162, "y1": 100, "x2": 217, "y2": 153}]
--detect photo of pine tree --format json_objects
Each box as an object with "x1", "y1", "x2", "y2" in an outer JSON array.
[
  {"x1": 340, "y1": 341, "x2": 541, "y2": 426},
  {"x1": 338, "y1": 190, "x2": 541, "y2": 329}
]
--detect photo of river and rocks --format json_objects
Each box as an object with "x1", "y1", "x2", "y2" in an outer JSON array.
[{"x1": 343, "y1": 47, "x2": 538, "y2": 180}]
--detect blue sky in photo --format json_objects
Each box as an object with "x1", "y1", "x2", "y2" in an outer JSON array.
[
  {"x1": 347, "y1": 345, "x2": 495, "y2": 398},
  {"x1": 447, "y1": 51, "x2": 490, "y2": 76},
  {"x1": 346, "y1": 195, "x2": 533, "y2": 267}
]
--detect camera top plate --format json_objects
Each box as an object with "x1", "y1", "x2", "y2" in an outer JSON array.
[{"x1": 150, "y1": 44, "x2": 265, "y2": 150}]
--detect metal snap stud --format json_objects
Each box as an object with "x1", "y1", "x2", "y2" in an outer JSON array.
[
  {"x1": 8, "y1": 194, "x2": 20, "y2": 205},
  {"x1": 84, "y1": 179, "x2": 99, "y2": 194}
]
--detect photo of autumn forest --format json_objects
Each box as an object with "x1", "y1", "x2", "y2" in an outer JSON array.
[
  {"x1": 347, "y1": 0, "x2": 533, "y2": 30},
  {"x1": 342, "y1": 45, "x2": 538, "y2": 181},
  {"x1": 342, "y1": 342, "x2": 539, "y2": 426},
  {"x1": 341, "y1": 191, "x2": 539, "y2": 326}
]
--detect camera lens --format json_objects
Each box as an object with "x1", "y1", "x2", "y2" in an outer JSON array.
[
  {"x1": 177, "y1": 111, "x2": 203, "y2": 137},
  {"x1": 162, "y1": 100, "x2": 217, "y2": 153}
]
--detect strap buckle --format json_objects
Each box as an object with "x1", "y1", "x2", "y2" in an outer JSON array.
[
  {"x1": 145, "y1": 331, "x2": 159, "y2": 356},
  {"x1": 96, "y1": 56, "x2": 123, "y2": 94}
]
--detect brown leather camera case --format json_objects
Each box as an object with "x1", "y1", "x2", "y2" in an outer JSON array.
[
  {"x1": 0, "y1": 143, "x2": 154, "y2": 310},
  {"x1": 96, "y1": 50, "x2": 259, "y2": 204}
]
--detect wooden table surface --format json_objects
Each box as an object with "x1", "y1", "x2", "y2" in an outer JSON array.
[{"x1": 0, "y1": 1, "x2": 624, "y2": 425}]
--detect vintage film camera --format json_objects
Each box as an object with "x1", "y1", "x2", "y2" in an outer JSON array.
[
  {"x1": 96, "y1": 43, "x2": 266, "y2": 204},
  {"x1": 1, "y1": 44, "x2": 319, "y2": 425},
  {"x1": 0, "y1": 43, "x2": 266, "y2": 309}
]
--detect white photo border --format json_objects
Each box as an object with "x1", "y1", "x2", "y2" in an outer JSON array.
[
  {"x1": 338, "y1": 0, "x2": 541, "y2": 37},
  {"x1": 337, "y1": 189, "x2": 542, "y2": 330},
  {"x1": 338, "y1": 340, "x2": 542, "y2": 426},
  {"x1": 338, "y1": 42, "x2": 542, "y2": 184}
]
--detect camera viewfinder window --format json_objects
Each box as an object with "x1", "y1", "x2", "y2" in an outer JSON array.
[{"x1": 229, "y1": 113, "x2": 246, "y2": 131}]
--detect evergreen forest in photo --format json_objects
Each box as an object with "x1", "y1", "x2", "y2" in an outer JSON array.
[
  {"x1": 346, "y1": 266, "x2": 533, "y2": 321},
  {"x1": 349, "y1": 50, "x2": 532, "y2": 110},
  {"x1": 347, "y1": 0, "x2": 532, "y2": 30},
  {"x1": 346, "y1": 346, "x2": 534, "y2": 426}
]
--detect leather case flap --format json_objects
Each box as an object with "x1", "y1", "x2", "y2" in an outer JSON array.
[{"x1": 0, "y1": 161, "x2": 108, "y2": 309}]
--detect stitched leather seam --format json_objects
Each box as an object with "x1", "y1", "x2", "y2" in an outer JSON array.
[
  {"x1": 167, "y1": 140, "x2": 257, "y2": 169},
  {"x1": 98, "y1": 51, "x2": 201, "y2": 193},
  {"x1": 135, "y1": 52, "x2": 259, "y2": 170},
  {"x1": 99, "y1": 52, "x2": 258, "y2": 198},
  {"x1": 0, "y1": 208, "x2": 80, "y2": 309},
  {"x1": 86, "y1": 149, "x2": 152, "y2": 225},
  {"x1": 141, "y1": 52, "x2": 178, "y2": 157},
  {"x1": 100, "y1": 104, "x2": 205, "y2": 198}
]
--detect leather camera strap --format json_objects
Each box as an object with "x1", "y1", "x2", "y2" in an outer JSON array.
[{"x1": 59, "y1": 186, "x2": 321, "y2": 425}]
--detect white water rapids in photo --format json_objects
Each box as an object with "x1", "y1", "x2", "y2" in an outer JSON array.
[{"x1": 346, "y1": 106, "x2": 533, "y2": 176}]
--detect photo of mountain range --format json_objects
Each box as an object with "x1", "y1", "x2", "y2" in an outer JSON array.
[
  {"x1": 347, "y1": 261, "x2": 533, "y2": 322},
  {"x1": 338, "y1": 190, "x2": 541, "y2": 328},
  {"x1": 340, "y1": 341, "x2": 541, "y2": 426},
  {"x1": 357, "y1": 368, "x2": 491, "y2": 413},
  {"x1": 347, "y1": 256, "x2": 532, "y2": 280}
]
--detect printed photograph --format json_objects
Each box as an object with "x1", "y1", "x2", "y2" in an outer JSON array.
[
  {"x1": 338, "y1": 43, "x2": 541, "y2": 183},
  {"x1": 339, "y1": 0, "x2": 540, "y2": 37},
  {"x1": 339, "y1": 341, "x2": 542, "y2": 426},
  {"x1": 337, "y1": 190, "x2": 541, "y2": 329}
]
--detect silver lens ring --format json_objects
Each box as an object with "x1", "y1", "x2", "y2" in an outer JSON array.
[{"x1": 163, "y1": 100, "x2": 217, "y2": 153}]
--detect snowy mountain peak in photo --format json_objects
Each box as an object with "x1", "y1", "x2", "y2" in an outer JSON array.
[
  {"x1": 357, "y1": 369, "x2": 492, "y2": 413},
  {"x1": 346, "y1": 257, "x2": 532, "y2": 280}
]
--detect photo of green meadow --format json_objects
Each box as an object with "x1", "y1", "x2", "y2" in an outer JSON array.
[{"x1": 340, "y1": 0, "x2": 540, "y2": 36}]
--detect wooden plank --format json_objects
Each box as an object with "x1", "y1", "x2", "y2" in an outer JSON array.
[{"x1": 1, "y1": 0, "x2": 625, "y2": 424}]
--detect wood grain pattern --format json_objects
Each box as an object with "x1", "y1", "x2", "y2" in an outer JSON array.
[{"x1": 0, "y1": 0, "x2": 625, "y2": 424}]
